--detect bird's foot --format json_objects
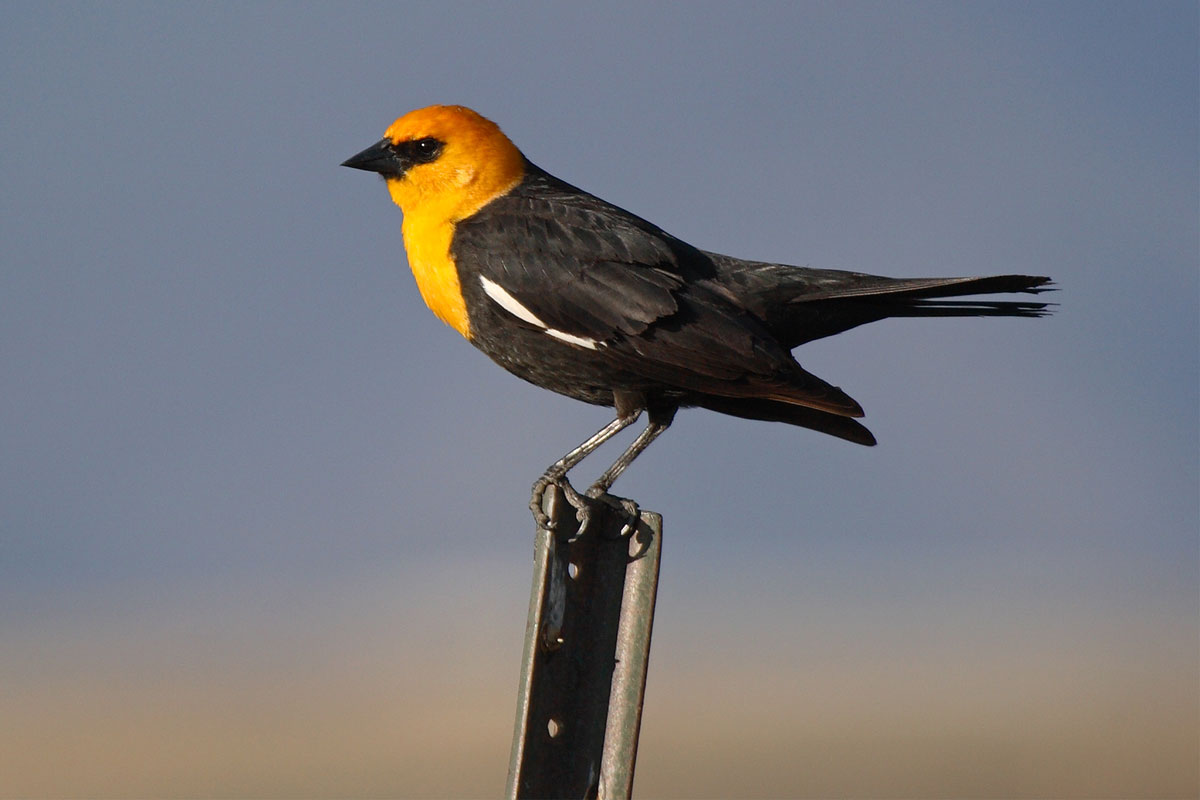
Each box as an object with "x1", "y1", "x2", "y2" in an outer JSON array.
[
  {"x1": 530, "y1": 475, "x2": 589, "y2": 533},
  {"x1": 585, "y1": 485, "x2": 640, "y2": 538},
  {"x1": 529, "y1": 475, "x2": 558, "y2": 530},
  {"x1": 530, "y1": 477, "x2": 637, "y2": 539}
]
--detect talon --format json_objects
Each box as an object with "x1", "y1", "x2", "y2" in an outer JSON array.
[
  {"x1": 531, "y1": 476, "x2": 596, "y2": 536},
  {"x1": 530, "y1": 477, "x2": 554, "y2": 529},
  {"x1": 557, "y1": 479, "x2": 594, "y2": 540},
  {"x1": 530, "y1": 477, "x2": 639, "y2": 539},
  {"x1": 572, "y1": 508, "x2": 594, "y2": 540},
  {"x1": 557, "y1": 478, "x2": 586, "y2": 513},
  {"x1": 613, "y1": 497, "x2": 640, "y2": 537},
  {"x1": 585, "y1": 488, "x2": 640, "y2": 537}
]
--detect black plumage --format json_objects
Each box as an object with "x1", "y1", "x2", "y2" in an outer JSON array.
[
  {"x1": 453, "y1": 160, "x2": 1051, "y2": 451},
  {"x1": 344, "y1": 105, "x2": 1052, "y2": 530}
]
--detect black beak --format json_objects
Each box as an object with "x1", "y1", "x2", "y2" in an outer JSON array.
[{"x1": 341, "y1": 139, "x2": 405, "y2": 177}]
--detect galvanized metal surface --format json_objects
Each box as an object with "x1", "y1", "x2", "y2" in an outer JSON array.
[{"x1": 506, "y1": 486, "x2": 663, "y2": 800}]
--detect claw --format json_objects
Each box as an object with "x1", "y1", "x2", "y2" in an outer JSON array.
[
  {"x1": 529, "y1": 477, "x2": 554, "y2": 529},
  {"x1": 586, "y1": 486, "x2": 640, "y2": 538},
  {"x1": 530, "y1": 476, "x2": 593, "y2": 537},
  {"x1": 531, "y1": 477, "x2": 639, "y2": 540},
  {"x1": 557, "y1": 478, "x2": 595, "y2": 540}
]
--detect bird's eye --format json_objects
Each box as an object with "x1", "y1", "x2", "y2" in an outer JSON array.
[{"x1": 410, "y1": 137, "x2": 443, "y2": 163}]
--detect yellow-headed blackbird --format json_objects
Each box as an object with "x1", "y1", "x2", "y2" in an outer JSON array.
[{"x1": 343, "y1": 105, "x2": 1051, "y2": 528}]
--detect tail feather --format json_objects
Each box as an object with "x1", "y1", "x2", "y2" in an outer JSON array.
[
  {"x1": 791, "y1": 274, "x2": 1053, "y2": 302},
  {"x1": 884, "y1": 298, "x2": 1053, "y2": 319},
  {"x1": 693, "y1": 259, "x2": 1053, "y2": 444},
  {"x1": 694, "y1": 395, "x2": 877, "y2": 446},
  {"x1": 776, "y1": 273, "x2": 1053, "y2": 347},
  {"x1": 706, "y1": 252, "x2": 1054, "y2": 347}
]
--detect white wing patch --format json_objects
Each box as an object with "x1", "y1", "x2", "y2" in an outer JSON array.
[
  {"x1": 545, "y1": 329, "x2": 600, "y2": 349},
  {"x1": 479, "y1": 275, "x2": 544, "y2": 327},
  {"x1": 479, "y1": 275, "x2": 600, "y2": 350}
]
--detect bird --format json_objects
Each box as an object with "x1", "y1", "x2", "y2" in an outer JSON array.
[{"x1": 342, "y1": 105, "x2": 1051, "y2": 531}]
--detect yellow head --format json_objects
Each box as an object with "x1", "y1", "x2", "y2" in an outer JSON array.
[
  {"x1": 343, "y1": 105, "x2": 525, "y2": 223},
  {"x1": 342, "y1": 106, "x2": 526, "y2": 339}
]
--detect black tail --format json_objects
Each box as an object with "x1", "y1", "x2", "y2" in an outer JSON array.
[
  {"x1": 701, "y1": 258, "x2": 1052, "y2": 443},
  {"x1": 694, "y1": 395, "x2": 877, "y2": 446},
  {"x1": 781, "y1": 274, "x2": 1053, "y2": 346},
  {"x1": 874, "y1": 297, "x2": 1052, "y2": 320},
  {"x1": 707, "y1": 257, "x2": 1053, "y2": 347},
  {"x1": 788, "y1": 273, "x2": 1053, "y2": 302}
]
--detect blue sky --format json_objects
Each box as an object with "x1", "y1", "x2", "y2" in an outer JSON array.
[{"x1": 2, "y1": 2, "x2": 1196, "y2": 796}]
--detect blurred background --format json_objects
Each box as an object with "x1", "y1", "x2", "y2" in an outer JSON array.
[{"x1": 2, "y1": 2, "x2": 1196, "y2": 797}]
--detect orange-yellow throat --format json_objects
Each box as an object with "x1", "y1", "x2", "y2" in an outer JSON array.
[
  {"x1": 397, "y1": 210, "x2": 473, "y2": 338},
  {"x1": 380, "y1": 105, "x2": 526, "y2": 339}
]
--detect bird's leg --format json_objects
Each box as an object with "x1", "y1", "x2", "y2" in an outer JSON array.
[
  {"x1": 582, "y1": 408, "x2": 676, "y2": 537},
  {"x1": 530, "y1": 412, "x2": 641, "y2": 529}
]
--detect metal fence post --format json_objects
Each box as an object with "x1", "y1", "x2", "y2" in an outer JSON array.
[{"x1": 506, "y1": 485, "x2": 663, "y2": 799}]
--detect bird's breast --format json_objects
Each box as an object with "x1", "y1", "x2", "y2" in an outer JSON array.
[{"x1": 400, "y1": 215, "x2": 472, "y2": 339}]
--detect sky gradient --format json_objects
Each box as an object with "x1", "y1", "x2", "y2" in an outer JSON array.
[{"x1": 2, "y1": 2, "x2": 1197, "y2": 796}]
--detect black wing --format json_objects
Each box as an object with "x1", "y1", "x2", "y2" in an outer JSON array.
[
  {"x1": 452, "y1": 163, "x2": 693, "y2": 342},
  {"x1": 451, "y1": 163, "x2": 863, "y2": 416}
]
